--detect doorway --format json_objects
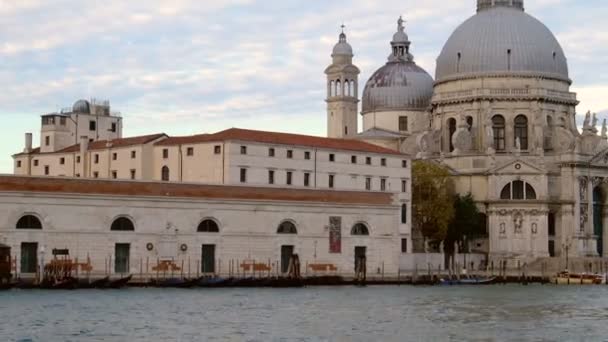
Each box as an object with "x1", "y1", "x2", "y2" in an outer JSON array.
[
  {"x1": 202, "y1": 244, "x2": 216, "y2": 274},
  {"x1": 593, "y1": 187, "x2": 604, "y2": 256},
  {"x1": 354, "y1": 246, "x2": 366, "y2": 272},
  {"x1": 281, "y1": 245, "x2": 294, "y2": 274},
  {"x1": 114, "y1": 243, "x2": 130, "y2": 274},
  {"x1": 20, "y1": 242, "x2": 38, "y2": 273}
]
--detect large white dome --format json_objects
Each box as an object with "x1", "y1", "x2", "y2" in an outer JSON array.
[{"x1": 435, "y1": 3, "x2": 569, "y2": 83}]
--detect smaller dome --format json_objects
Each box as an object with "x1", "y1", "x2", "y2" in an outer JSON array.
[
  {"x1": 332, "y1": 33, "x2": 353, "y2": 56},
  {"x1": 73, "y1": 99, "x2": 91, "y2": 114}
]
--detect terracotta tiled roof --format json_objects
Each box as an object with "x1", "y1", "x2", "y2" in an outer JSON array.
[
  {"x1": 88, "y1": 133, "x2": 167, "y2": 150},
  {"x1": 13, "y1": 133, "x2": 167, "y2": 156},
  {"x1": 156, "y1": 128, "x2": 404, "y2": 155},
  {"x1": 0, "y1": 176, "x2": 394, "y2": 206}
]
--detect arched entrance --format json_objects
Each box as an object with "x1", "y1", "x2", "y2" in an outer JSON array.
[{"x1": 593, "y1": 187, "x2": 604, "y2": 256}]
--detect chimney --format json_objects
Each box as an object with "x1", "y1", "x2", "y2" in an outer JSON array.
[
  {"x1": 80, "y1": 136, "x2": 89, "y2": 155},
  {"x1": 24, "y1": 133, "x2": 33, "y2": 153}
]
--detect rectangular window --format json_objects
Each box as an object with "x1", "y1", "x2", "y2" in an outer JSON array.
[
  {"x1": 268, "y1": 148, "x2": 275, "y2": 157},
  {"x1": 214, "y1": 145, "x2": 221, "y2": 154},
  {"x1": 89, "y1": 120, "x2": 96, "y2": 131},
  {"x1": 402, "y1": 160, "x2": 407, "y2": 168},
  {"x1": 287, "y1": 150, "x2": 293, "y2": 159},
  {"x1": 268, "y1": 170, "x2": 275, "y2": 184},
  {"x1": 112, "y1": 153, "x2": 117, "y2": 161},
  {"x1": 112, "y1": 171, "x2": 117, "y2": 179},
  {"x1": 329, "y1": 153, "x2": 335, "y2": 162},
  {"x1": 34, "y1": 160, "x2": 39, "y2": 167},
  {"x1": 304, "y1": 151, "x2": 311, "y2": 160},
  {"x1": 304, "y1": 173, "x2": 310, "y2": 187},
  {"x1": 163, "y1": 149, "x2": 169, "y2": 159},
  {"x1": 351, "y1": 156, "x2": 357, "y2": 164},
  {"x1": 187, "y1": 147, "x2": 194, "y2": 156},
  {"x1": 131, "y1": 151, "x2": 136, "y2": 159},
  {"x1": 365, "y1": 177, "x2": 371, "y2": 191},
  {"x1": 399, "y1": 116, "x2": 408, "y2": 131},
  {"x1": 111, "y1": 122, "x2": 117, "y2": 133},
  {"x1": 381, "y1": 158, "x2": 387, "y2": 166},
  {"x1": 286, "y1": 171, "x2": 293, "y2": 185},
  {"x1": 401, "y1": 239, "x2": 408, "y2": 253},
  {"x1": 44, "y1": 166, "x2": 49, "y2": 175},
  {"x1": 60, "y1": 117, "x2": 66, "y2": 125},
  {"x1": 76, "y1": 156, "x2": 81, "y2": 163},
  {"x1": 329, "y1": 174, "x2": 335, "y2": 189},
  {"x1": 402, "y1": 180, "x2": 407, "y2": 193},
  {"x1": 130, "y1": 169, "x2": 136, "y2": 180},
  {"x1": 381, "y1": 178, "x2": 387, "y2": 191},
  {"x1": 16, "y1": 161, "x2": 21, "y2": 168},
  {"x1": 240, "y1": 168, "x2": 247, "y2": 183},
  {"x1": 366, "y1": 157, "x2": 371, "y2": 165},
  {"x1": 60, "y1": 157, "x2": 65, "y2": 165},
  {"x1": 94, "y1": 154, "x2": 99, "y2": 164},
  {"x1": 45, "y1": 136, "x2": 50, "y2": 146},
  {"x1": 240, "y1": 146, "x2": 247, "y2": 155},
  {"x1": 93, "y1": 172, "x2": 99, "y2": 178}
]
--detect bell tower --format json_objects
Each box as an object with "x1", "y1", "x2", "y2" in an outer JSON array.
[{"x1": 325, "y1": 26, "x2": 360, "y2": 139}]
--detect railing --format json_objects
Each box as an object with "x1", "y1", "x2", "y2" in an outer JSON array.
[{"x1": 435, "y1": 88, "x2": 577, "y2": 101}]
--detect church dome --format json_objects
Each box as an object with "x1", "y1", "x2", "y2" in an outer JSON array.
[
  {"x1": 362, "y1": 18, "x2": 433, "y2": 114},
  {"x1": 332, "y1": 32, "x2": 353, "y2": 56},
  {"x1": 435, "y1": 1, "x2": 569, "y2": 83},
  {"x1": 73, "y1": 99, "x2": 91, "y2": 114}
]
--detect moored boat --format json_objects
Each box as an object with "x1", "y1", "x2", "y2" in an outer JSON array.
[
  {"x1": 108, "y1": 275, "x2": 132, "y2": 289},
  {"x1": 552, "y1": 272, "x2": 604, "y2": 285},
  {"x1": 439, "y1": 276, "x2": 496, "y2": 286}
]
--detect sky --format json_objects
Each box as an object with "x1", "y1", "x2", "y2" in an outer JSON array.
[{"x1": 0, "y1": 0, "x2": 607, "y2": 173}]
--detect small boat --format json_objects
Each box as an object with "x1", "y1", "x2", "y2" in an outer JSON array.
[
  {"x1": 41, "y1": 277, "x2": 78, "y2": 290},
  {"x1": 439, "y1": 276, "x2": 496, "y2": 286},
  {"x1": 553, "y1": 272, "x2": 604, "y2": 285},
  {"x1": 90, "y1": 276, "x2": 110, "y2": 288},
  {"x1": 108, "y1": 275, "x2": 132, "y2": 289},
  {"x1": 154, "y1": 277, "x2": 199, "y2": 288},
  {"x1": 198, "y1": 276, "x2": 232, "y2": 288}
]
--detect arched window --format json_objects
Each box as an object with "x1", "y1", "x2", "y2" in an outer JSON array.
[
  {"x1": 350, "y1": 80, "x2": 355, "y2": 97},
  {"x1": 344, "y1": 79, "x2": 350, "y2": 96},
  {"x1": 492, "y1": 115, "x2": 506, "y2": 151},
  {"x1": 448, "y1": 118, "x2": 457, "y2": 152},
  {"x1": 401, "y1": 204, "x2": 407, "y2": 224},
  {"x1": 161, "y1": 166, "x2": 170, "y2": 182},
  {"x1": 336, "y1": 80, "x2": 341, "y2": 96},
  {"x1": 277, "y1": 221, "x2": 297, "y2": 234},
  {"x1": 351, "y1": 223, "x2": 370, "y2": 236},
  {"x1": 330, "y1": 81, "x2": 335, "y2": 97},
  {"x1": 500, "y1": 181, "x2": 536, "y2": 200},
  {"x1": 111, "y1": 217, "x2": 135, "y2": 231},
  {"x1": 514, "y1": 115, "x2": 528, "y2": 150},
  {"x1": 198, "y1": 219, "x2": 219, "y2": 233},
  {"x1": 16, "y1": 215, "x2": 42, "y2": 229},
  {"x1": 466, "y1": 116, "x2": 473, "y2": 132}
]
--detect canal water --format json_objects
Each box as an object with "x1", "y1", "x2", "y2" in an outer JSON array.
[{"x1": 1, "y1": 285, "x2": 607, "y2": 342}]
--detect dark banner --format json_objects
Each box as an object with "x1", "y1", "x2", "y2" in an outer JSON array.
[{"x1": 329, "y1": 216, "x2": 342, "y2": 254}]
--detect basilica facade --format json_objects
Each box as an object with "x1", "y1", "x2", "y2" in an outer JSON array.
[{"x1": 326, "y1": 0, "x2": 608, "y2": 263}]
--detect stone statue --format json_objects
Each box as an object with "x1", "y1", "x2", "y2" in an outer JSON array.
[
  {"x1": 592, "y1": 113, "x2": 598, "y2": 129},
  {"x1": 513, "y1": 213, "x2": 523, "y2": 234},
  {"x1": 602, "y1": 119, "x2": 607, "y2": 139},
  {"x1": 583, "y1": 111, "x2": 591, "y2": 130}
]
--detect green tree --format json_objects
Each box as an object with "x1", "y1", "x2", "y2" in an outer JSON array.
[
  {"x1": 412, "y1": 161, "x2": 455, "y2": 245},
  {"x1": 445, "y1": 194, "x2": 484, "y2": 258}
]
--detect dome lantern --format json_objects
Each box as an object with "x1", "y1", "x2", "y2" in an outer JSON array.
[
  {"x1": 477, "y1": 0, "x2": 524, "y2": 12},
  {"x1": 389, "y1": 16, "x2": 413, "y2": 62}
]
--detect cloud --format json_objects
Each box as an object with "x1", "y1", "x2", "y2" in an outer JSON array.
[{"x1": 0, "y1": 0, "x2": 607, "y2": 174}]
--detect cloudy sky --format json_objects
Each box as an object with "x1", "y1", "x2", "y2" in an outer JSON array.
[{"x1": 1, "y1": 0, "x2": 607, "y2": 173}]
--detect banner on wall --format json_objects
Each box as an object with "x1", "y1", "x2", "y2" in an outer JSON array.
[{"x1": 329, "y1": 216, "x2": 342, "y2": 254}]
